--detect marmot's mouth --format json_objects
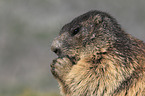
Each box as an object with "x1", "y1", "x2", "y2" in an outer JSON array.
[
  {"x1": 53, "y1": 48, "x2": 80, "y2": 65},
  {"x1": 53, "y1": 48, "x2": 62, "y2": 56},
  {"x1": 58, "y1": 54, "x2": 80, "y2": 65}
]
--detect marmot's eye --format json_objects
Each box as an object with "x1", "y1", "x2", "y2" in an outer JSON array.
[{"x1": 71, "y1": 27, "x2": 80, "y2": 36}]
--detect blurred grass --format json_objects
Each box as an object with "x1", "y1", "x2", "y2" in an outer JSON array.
[
  {"x1": 0, "y1": 88, "x2": 61, "y2": 96},
  {"x1": 16, "y1": 89, "x2": 61, "y2": 96}
]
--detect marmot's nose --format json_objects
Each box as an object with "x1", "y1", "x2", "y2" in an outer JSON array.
[{"x1": 51, "y1": 37, "x2": 62, "y2": 56}]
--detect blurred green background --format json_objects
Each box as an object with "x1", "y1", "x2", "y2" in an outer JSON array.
[{"x1": 0, "y1": 0, "x2": 145, "y2": 96}]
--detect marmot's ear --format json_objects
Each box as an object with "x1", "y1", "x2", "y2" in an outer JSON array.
[{"x1": 93, "y1": 14, "x2": 102, "y2": 24}]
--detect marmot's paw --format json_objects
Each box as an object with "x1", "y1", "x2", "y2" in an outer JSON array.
[{"x1": 51, "y1": 56, "x2": 73, "y2": 79}]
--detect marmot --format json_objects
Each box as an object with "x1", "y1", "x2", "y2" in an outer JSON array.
[{"x1": 50, "y1": 10, "x2": 145, "y2": 96}]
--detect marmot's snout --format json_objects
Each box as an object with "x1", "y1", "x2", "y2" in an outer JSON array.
[{"x1": 51, "y1": 37, "x2": 62, "y2": 56}]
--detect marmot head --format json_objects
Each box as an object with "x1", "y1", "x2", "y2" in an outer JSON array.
[{"x1": 51, "y1": 10, "x2": 128, "y2": 62}]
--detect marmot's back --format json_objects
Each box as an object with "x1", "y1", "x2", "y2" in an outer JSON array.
[{"x1": 51, "y1": 10, "x2": 145, "y2": 96}]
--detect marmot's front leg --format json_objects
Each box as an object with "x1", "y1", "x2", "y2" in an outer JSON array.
[
  {"x1": 51, "y1": 56, "x2": 73, "y2": 83},
  {"x1": 51, "y1": 56, "x2": 73, "y2": 94}
]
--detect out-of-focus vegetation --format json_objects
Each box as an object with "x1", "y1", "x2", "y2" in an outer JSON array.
[
  {"x1": 1, "y1": 88, "x2": 61, "y2": 96},
  {"x1": 0, "y1": 0, "x2": 145, "y2": 96}
]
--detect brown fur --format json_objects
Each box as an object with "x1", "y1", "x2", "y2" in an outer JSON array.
[{"x1": 50, "y1": 10, "x2": 145, "y2": 96}]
